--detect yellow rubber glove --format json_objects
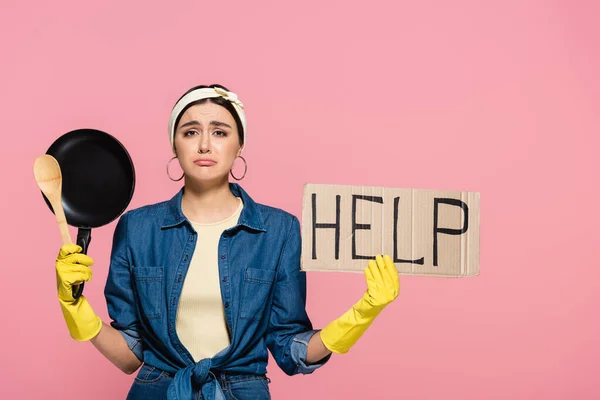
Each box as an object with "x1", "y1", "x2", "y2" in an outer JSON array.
[
  {"x1": 320, "y1": 254, "x2": 400, "y2": 354},
  {"x1": 56, "y1": 244, "x2": 102, "y2": 342}
]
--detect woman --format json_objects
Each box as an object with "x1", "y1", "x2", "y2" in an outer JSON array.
[{"x1": 54, "y1": 84, "x2": 400, "y2": 399}]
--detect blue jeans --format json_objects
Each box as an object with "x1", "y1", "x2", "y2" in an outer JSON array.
[{"x1": 127, "y1": 364, "x2": 271, "y2": 400}]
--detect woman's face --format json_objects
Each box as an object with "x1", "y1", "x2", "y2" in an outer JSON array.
[{"x1": 174, "y1": 101, "x2": 242, "y2": 184}]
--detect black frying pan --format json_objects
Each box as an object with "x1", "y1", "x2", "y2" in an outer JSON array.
[{"x1": 42, "y1": 128, "x2": 135, "y2": 299}]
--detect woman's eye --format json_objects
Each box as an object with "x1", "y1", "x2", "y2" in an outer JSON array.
[
  {"x1": 184, "y1": 130, "x2": 197, "y2": 137},
  {"x1": 214, "y1": 130, "x2": 227, "y2": 137}
]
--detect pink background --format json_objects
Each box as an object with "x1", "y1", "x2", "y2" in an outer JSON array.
[{"x1": 1, "y1": 1, "x2": 599, "y2": 399}]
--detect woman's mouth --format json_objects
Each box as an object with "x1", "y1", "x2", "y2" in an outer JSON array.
[{"x1": 194, "y1": 159, "x2": 217, "y2": 166}]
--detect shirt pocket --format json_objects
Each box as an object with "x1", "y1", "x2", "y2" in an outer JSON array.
[
  {"x1": 133, "y1": 266, "x2": 164, "y2": 320},
  {"x1": 240, "y1": 267, "x2": 276, "y2": 321}
]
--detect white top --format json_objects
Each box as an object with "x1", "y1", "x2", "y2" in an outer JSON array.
[{"x1": 176, "y1": 197, "x2": 244, "y2": 361}]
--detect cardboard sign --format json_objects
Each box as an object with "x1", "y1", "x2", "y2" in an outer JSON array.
[{"x1": 300, "y1": 183, "x2": 480, "y2": 277}]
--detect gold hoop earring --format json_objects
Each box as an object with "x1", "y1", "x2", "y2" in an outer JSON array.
[
  {"x1": 166, "y1": 156, "x2": 184, "y2": 181},
  {"x1": 230, "y1": 156, "x2": 247, "y2": 181}
]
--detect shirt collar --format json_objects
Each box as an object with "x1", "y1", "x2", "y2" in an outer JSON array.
[{"x1": 161, "y1": 182, "x2": 266, "y2": 232}]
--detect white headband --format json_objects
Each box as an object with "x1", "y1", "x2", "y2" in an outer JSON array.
[{"x1": 168, "y1": 87, "x2": 246, "y2": 155}]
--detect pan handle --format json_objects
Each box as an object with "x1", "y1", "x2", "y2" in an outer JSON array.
[{"x1": 73, "y1": 228, "x2": 92, "y2": 299}]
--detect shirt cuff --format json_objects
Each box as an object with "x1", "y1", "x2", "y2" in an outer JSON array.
[
  {"x1": 116, "y1": 327, "x2": 144, "y2": 362},
  {"x1": 290, "y1": 330, "x2": 332, "y2": 374}
]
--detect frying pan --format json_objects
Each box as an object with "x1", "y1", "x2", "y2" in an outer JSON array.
[{"x1": 41, "y1": 128, "x2": 135, "y2": 299}]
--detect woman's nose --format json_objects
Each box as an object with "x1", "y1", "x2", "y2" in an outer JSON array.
[{"x1": 198, "y1": 133, "x2": 211, "y2": 153}]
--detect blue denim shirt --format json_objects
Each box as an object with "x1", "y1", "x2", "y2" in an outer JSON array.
[{"x1": 104, "y1": 183, "x2": 331, "y2": 399}]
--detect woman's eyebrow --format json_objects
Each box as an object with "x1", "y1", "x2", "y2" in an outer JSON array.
[
  {"x1": 179, "y1": 120, "x2": 200, "y2": 129},
  {"x1": 209, "y1": 121, "x2": 232, "y2": 129}
]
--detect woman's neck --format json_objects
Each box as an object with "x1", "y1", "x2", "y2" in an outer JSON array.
[{"x1": 181, "y1": 179, "x2": 241, "y2": 224}]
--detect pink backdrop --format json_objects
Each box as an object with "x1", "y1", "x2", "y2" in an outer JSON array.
[{"x1": 1, "y1": 1, "x2": 599, "y2": 399}]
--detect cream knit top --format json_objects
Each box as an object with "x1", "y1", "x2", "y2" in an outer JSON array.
[{"x1": 176, "y1": 197, "x2": 243, "y2": 361}]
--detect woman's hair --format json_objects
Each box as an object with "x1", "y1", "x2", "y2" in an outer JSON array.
[{"x1": 173, "y1": 84, "x2": 245, "y2": 146}]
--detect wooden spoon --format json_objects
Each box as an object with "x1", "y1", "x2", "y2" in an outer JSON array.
[{"x1": 33, "y1": 154, "x2": 73, "y2": 245}]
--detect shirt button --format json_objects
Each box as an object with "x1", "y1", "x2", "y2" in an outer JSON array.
[
  {"x1": 224, "y1": 302, "x2": 229, "y2": 308},
  {"x1": 177, "y1": 275, "x2": 182, "y2": 282},
  {"x1": 184, "y1": 254, "x2": 189, "y2": 261},
  {"x1": 220, "y1": 254, "x2": 226, "y2": 259},
  {"x1": 222, "y1": 277, "x2": 228, "y2": 282}
]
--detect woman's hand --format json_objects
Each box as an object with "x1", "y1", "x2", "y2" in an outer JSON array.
[
  {"x1": 360, "y1": 254, "x2": 400, "y2": 315},
  {"x1": 56, "y1": 244, "x2": 102, "y2": 341},
  {"x1": 319, "y1": 254, "x2": 400, "y2": 354}
]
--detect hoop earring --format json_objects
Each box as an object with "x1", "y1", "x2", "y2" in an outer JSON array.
[
  {"x1": 166, "y1": 156, "x2": 184, "y2": 181},
  {"x1": 230, "y1": 156, "x2": 247, "y2": 181}
]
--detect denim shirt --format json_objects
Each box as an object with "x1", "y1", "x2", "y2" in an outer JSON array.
[{"x1": 104, "y1": 183, "x2": 331, "y2": 399}]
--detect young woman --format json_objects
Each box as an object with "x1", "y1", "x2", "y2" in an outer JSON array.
[{"x1": 54, "y1": 84, "x2": 400, "y2": 399}]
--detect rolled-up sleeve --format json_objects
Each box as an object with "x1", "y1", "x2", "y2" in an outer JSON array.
[
  {"x1": 265, "y1": 215, "x2": 331, "y2": 375},
  {"x1": 104, "y1": 212, "x2": 144, "y2": 361}
]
